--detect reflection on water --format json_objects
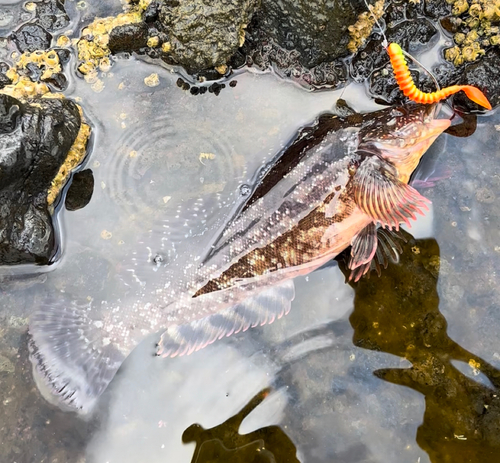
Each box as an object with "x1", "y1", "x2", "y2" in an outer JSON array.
[
  {"x1": 344, "y1": 232, "x2": 500, "y2": 462},
  {"x1": 183, "y1": 388, "x2": 299, "y2": 463}
]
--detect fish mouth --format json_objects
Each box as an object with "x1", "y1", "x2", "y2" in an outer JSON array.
[
  {"x1": 360, "y1": 111, "x2": 451, "y2": 183},
  {"x1": 411, "y1": 118, "x2": 451, "y2": 153}
]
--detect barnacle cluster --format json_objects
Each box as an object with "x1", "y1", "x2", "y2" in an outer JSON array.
[
  {"x1": 347, "y1": 0, "x2": 385, "y2": 53},
  {"x1": 76, "y1": 0, "x2": 152, "y2": 90},
  {"x1": 444, "y1": 0, "x2": 500, "y2": 66},
  {"x1": 1, "y1": 49, "x2": 63, "y2": 100},
  {"x1": 47, "y1": 106, "x2": 91, "y2": 208}
]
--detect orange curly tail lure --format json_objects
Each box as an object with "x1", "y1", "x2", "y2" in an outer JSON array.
[{"x1": 386, "y1": 42, "x2": 492, "y2": 110}]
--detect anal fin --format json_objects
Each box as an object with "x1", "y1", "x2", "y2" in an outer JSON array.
[
  {"x1": 353, "y1": 156, "x2": 430, "y2": 230},
  {"x1": 349, "y1": 222, "x2": 377, "y2": 270},
  {"x1": 349, "y1": 225, "x2": 405, "y2": 282},
  {"x1": 156, "y1": 281, "x2": 295, "y2": 358}
]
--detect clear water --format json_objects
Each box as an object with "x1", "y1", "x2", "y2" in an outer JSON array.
[{"x1": 1, "y1": 1, "x2": 500, "y2": 462}]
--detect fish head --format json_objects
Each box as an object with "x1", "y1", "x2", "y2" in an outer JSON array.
[{"x1": 358, "y1": 104, "x2": 451, "y2": 183}]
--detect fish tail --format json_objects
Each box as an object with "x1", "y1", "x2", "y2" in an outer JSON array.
[{"x1": 29, "y1": 297, "x2": 125, "y2": 413}]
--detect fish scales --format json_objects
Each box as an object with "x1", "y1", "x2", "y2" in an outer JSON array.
[{"x1": 28, "y1": 103, "x2": 451, "y2": 412}]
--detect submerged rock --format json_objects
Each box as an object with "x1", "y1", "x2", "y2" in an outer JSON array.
[{"x1": 0, "y1": 94, "x2": 82, "y2": 265}]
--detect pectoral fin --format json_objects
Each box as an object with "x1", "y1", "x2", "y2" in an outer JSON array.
[
  {"x1": 349, "y1": 225, "x2": 405, "y2": 282},
  {"x1": 157, "y1": 281, "x2": 295, "y2": 358},
  {"x1": 352, "y1": 156, "x2": 430, "y2": 230}
]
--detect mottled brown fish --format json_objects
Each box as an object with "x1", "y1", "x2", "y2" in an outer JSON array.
[{"x1": 28, "y1": 103, "x2": 450, "y2": 413}]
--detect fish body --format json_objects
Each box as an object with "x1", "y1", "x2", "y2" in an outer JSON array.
[{"x1": 29, "y1": 103, "x2": 450, "y2": 412}]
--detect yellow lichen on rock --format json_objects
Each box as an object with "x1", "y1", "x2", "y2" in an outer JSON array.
[
  {"x1": 347, "y1": 0, "x2": 385, "y2": 54},
  {"x1": 56, "y1": 35, "x2": 71, "y2": 48},
  {"x1": 147, "y1": 36, "x2": 159, "y2": 48},
  {"x1": 47, "y1": 106, "x2": 91, "y2": 207},
  {"x1": 215, "y1": 64, "x2": 228, "y2": 75}
]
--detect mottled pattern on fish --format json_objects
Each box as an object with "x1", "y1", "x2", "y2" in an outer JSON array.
[{"x1": 28, "y1": 103, "x2": 450, "y2": 413}]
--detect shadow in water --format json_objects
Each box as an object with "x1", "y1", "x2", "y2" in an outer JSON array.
[
  {"x1": 343, "y1": 232, "x2": 500, "y2": 462},
  {"x1": 183, "y1": 388, "x2": 300, "y2": 463}
]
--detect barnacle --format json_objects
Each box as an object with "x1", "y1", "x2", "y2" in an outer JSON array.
[
  {"x1": 445, "y1": 0, "x2": 500, "y2": 65},
  {"x1": 1, "y1": 49, "x2": 65, "y2": 99},
  {"x1": 347, "y1": 0, "x2": 385, "y2": 54},
  {"x1": 76, "y1": 0, "x2": 153, "y2": 87},
  {"x1": 47, "y1": 105, "x2": 91, "y2": 208}
]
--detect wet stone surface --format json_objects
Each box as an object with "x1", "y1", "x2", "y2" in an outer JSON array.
[
  {"x1": 65, "y1": 169, "x2": 95, "y2": 212},
  {"x1": 0, "y1": 93, "x2": 81, "y2": 265}
]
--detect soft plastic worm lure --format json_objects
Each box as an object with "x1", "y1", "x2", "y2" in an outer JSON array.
[
  {"x1": 386, "y1": 42, "x2": 492, "y2": 110},
  {"x1": 361, "y1": 0, "x2": 492, "y2": 110}
]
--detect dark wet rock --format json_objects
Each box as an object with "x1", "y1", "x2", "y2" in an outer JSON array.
[
  {"x1": 250, "y1": 0, "x2": 365, "y2": 68},
  {"x1": 453, "y1": 48, "x2": 500, "y2": 112},
  {"x1": 424, "y1": 0, "x2": 452, "y2": 20},
  {"x1": 243, "y1": 0, "x2": 364, "y2": 88},
  {"x1": 55, "y1": 47, "x2": 71, "y2": 64},
  {"x1": 440, "y1": 15, "x2": 462, "y2": 34},
  {"x1": 43, "y1": 70, "x2": 68, "y2": 91},
  {"x1": 108, "y1": 22, "x2": 149, "y2": 54},
  {"x1": 10, "y1": 22, "x2": 52, "y2": 53},
  {"x1": 65, "y1": 169, "x2": 94, "y2": 211},
  {"x1": 0, "y1": 62, "x2": 12, "y2": 89},
  {"x1": 157, "y1": 0, "x2": 260, "y2": 73},
  {"x1": 34, "y1": 0, "x2": 70, "y2": 32},
  {"x1": 0, "y1": 94, "x2": 81, "y2": 265}
]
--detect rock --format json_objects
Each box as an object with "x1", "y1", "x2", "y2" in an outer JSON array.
[
  {"x1": 34, "y1": 0, "x2": 70, "y2": 32},
  {"x1": 108, "y1": 22, "x2": 150, "y2": 54},
  {"x1": 157, "y1": 0, "x2": 260, "y2": 73},
  {"x1": 255, "y1": 0, "x2": 367, "y2": 68},
  {"x1": 65, "y1": 169, "x2": 95, "y2": 211},
  {"x1": 243, "y1": 0, "x2": 367, "y2": 88},
  {"x1": 453, "y1": 48, "x2": 500, "y2": 111},
  {"x1": 0, "y1": 63, "x2": 11, "y2": 89},
  {"x1": 0, "y1": 94, "x2": 81, "y2": 265},
  {"x1": 10, "y1": 22, "x2": 52, "y2": 53}
]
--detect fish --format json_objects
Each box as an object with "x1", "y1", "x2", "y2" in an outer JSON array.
[{"x1": 28, "y1": 103, "x2": 450, "y2": 413}]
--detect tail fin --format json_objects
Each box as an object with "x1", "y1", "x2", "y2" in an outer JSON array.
[
  {"x1": 28, "y1": 297, "x2": 125, "y2": 413},
  {"x1": 462, "y1": 86, "x2": 492, "y2": 110}
]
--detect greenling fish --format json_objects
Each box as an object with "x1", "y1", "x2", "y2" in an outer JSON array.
[{"x1": 28, "y1": 103, "x2": 450, "y2": 413}]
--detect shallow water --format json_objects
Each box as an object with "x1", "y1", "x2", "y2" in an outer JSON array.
[{"x1": 1, "y1": 2, "x2": 500, "y2": 463}]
